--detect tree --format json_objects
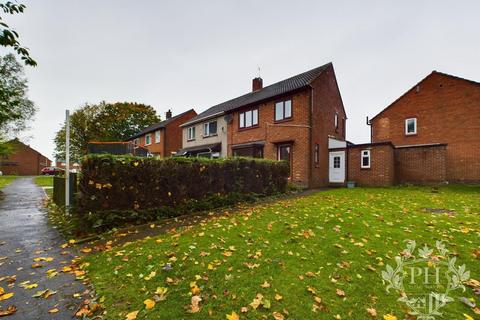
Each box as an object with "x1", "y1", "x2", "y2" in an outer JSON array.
[
  {"x1": 0, "y1": 53, "x2": 35, "y2": 135},
  {"x1": 0, "y1": 1, "x2": 36, "y2": 66},
  {"x1": 54, "y1": 102, "x2": 159, "y2": 162}
]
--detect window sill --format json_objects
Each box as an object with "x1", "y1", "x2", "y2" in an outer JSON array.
[
  {"x1": 405, "y1": 133, "x2": 417, "y2": 136},
  {"x1": 360, "y1": 167, "x2": 371, "y2": 170},
  {"x1": 238, "y1": 125, "x2": 259, "y2": 131},
  {"x1": 187, "y1": 138, "x2": 196, "y2": 142},
  {"x1": 273, "y1": 118, "x2": 293, "y2": 124},
  {"x1": 202, "y1": 134, "x2": 218, "y2": 139}
]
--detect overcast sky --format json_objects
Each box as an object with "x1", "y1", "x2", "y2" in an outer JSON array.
[{"x1": 3, "y1": 0, "x2": 480, "y2": 159}]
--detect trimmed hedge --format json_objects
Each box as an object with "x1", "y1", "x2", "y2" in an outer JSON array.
[{"x1": 77, "y1": 155, "x2": 289, "y2": 230}]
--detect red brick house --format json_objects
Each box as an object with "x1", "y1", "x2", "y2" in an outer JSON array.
[
  {"x1": 130, "y1": 109, "x2": 197, "y2": 157},
  {"x1": 181, "y1": 63, "x2": 347, "y2": 188},
  {"x1": 344, "y1": 71, "x2": 480, "y2": 186},
  {"x1": 0, "y1": 139, "x2": 52, "y2": 175}
]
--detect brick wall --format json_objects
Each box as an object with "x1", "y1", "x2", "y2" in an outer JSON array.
[
  {"x1": 310, "y1": 64, "x2": 347, "y2": 187},
  {"x1": 394, "y1": 144, "x2": 447, "y2": 184},
  {"x1": 135, "y1": 110, "x2": 197, "y2": 157},
  {"x1": 0, "y1": 141, "x2": 51, "y2": 175},
  {"x1": 371, "y1": 72, "x2": 480, "y2": 182},
  {"x1": 228, "y1": 89, "x2": 311, "y2": 187},
  {"x1": 347, "y1": 143, "x2": 395, "y2": 187},
  {"x1": 228, "y1": 64, "x2": 346, "y2": 188}
]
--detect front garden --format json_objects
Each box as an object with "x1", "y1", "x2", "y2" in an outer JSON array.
[{"x1": 83, "y1": 185, "x2": 480, "y2": 319}]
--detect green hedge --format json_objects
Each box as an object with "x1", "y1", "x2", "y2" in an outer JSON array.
[{"x1": 77, "y1": 155, "x2": 289, "y2": 230}]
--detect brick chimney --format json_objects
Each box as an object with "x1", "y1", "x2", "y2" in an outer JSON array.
[
  {"x1": 166, "y1": 109, "x2": 172, "y2": 119},
  {"x1": 252, "y1": 77, "x2": 263, "y2": 92}
]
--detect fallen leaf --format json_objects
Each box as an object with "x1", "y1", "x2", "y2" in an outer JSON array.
[
  {"x1": 383, "y1": 315, "x2": 397, "y2": 320},
  {"x1": 144, "y1": 299, "x2": 155, "y2": 310},
  {"x1": 226, "y1": 311, "x2": 239, "y2": 320},
  {"x1": 272, "y1": 312, "x2": 284, "y2": 320},
  {"x1": 0, "y1": 293, "x2": 14, "y2": 301},
  {"x1": 125, "y1": 310, "x2": 139, "y2": 320},
  {"x1": 367, "y1": 307, "x2": 377, "y2": 317},
  {"x1": 336, "y1": 289, "x2": 345, "y2": 297},
  {"x1": 48, "y1": 308, "x2": 59, "y2": 314},
  {"x1": 0, "y1": 305, "x2": 17, "y2": 316},
  {"x1": 189, "y1": 295, "x2": 202, "y2": 313}
]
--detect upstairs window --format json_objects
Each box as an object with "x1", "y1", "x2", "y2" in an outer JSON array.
[
  {"x1": 187, "y1": 127, "x2": 196, "y2": 140},
  {"x1": 405, "y1": 118, "x2": 417, "y2": 135},
  {"x1": 314, "y1": 144, "x2": 319, "y2": 164},
  {"x1": 275, "y1": 99, "x2": 292, "y2": 121},
  {"x1": 203, "y1": 121, "x2": 218, "y2": 137},
  {"x1": 239, "y1": 109, "x2": 259, "y2": 129},
  {"x1": 361, "y1": 150, "x2": 371, "y2": 169},
  {"x1": 155, "y1": 130, "x2": 161, "y2": 143},
  {"x1": 334, "y1": 113, "x2": 339, "y2": 130},
  {"x1": 145, "y1": 134, "x2": 152, "y2": 145}
]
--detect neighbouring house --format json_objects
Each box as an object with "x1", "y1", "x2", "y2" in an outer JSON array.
[
  {"x1": 343, "y1": 71, "x2": 480, "y2": 186},
  {"x1": 179, "y1": 63, "x2": 347, "y2": 188},
  {"x1": 129, "y1": 109, "x2": 197, "y2": 157},
  {"x1": 178, "y1": 110, "x2": 228, "y2": 158},
  {"x1": 0, "y1": 139, "x2": 52, "y2": 175}
]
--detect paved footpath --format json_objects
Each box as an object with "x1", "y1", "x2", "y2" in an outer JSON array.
[{"x1": 0, "y1": 178, "x2": 86, "y2": 319}]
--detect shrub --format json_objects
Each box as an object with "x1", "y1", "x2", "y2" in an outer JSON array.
[{"x1": 77, "y1": 155, "x2": 289, "y2": 230}]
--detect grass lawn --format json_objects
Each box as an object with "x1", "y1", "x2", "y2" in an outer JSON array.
[
  {"x1": 84, "y1": 186, "x2": 480, "y2": 319},
  {"x1": 0, "y1": 175, "x2": 17, "y2": 189},
  {"x1": 34, "y1": 175, "x2": 53, "y2": 197}
]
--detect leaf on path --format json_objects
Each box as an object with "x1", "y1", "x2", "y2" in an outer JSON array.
[
  {"x1": 48, "y1": 308, "x2": 59, "y2": 314},
  {"x1": 0, "y1": 305, "x2": 17, "y2": 317},
  {"x1": 32, "y1": 289, "x2": 56, "y2": 299},
  {"x1": 0, "y1": 293, "x2": 14, "y2": 301}
]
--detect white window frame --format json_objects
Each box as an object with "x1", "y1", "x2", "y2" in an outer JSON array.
[
  {"x1": 405, "y1": 118, "x2": 417, "y2": 135},
  {"x1": 133, "y1": 138, "x2": 140, "y2": 147},
  {"x1": 155, "y1": 130, "x2": 161, "y2": 143},
  {"x1": 239, "y1": 108, "x2": 259, "y2": 129},
  {"x1": 361, "y1": 149, "x2": 371, "y2": 169},
  {"x1": 203, "y1": 121, "x2": 217, "y2": 137},
  {"x1": 145, "y1": 134, "x2": 152, "y2": 146},
  {"x1": 187, "y1": 126, "x2": 196, "y2": 140},
  {"x1": 274, "y1": 99, "x2": 292, "y2": 121}
]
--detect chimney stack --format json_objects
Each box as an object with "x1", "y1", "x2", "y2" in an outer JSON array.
[
  {"x1": 252, "y1": 77, "x2": 263, "y2": 92},
  {"x1": 166, "y1": 109, "x2": 172, "y2": 119}
]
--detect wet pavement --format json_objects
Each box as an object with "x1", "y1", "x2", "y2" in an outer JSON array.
[{"x1": 0, "y1": 178, "x2": 86, "y2": 319}]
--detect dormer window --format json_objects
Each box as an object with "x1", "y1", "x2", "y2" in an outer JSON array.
[{"x1": 405, "y1": 118, "x2": 417, "y2": 135}]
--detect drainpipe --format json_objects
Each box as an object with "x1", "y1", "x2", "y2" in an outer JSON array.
[{"x1": 308, "y1": 87, "x2": 313, "y2": 188}]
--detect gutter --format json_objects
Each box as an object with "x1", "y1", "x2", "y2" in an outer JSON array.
[{"x1": 180, "y1": 111, "x2": 225, "y2": 128}]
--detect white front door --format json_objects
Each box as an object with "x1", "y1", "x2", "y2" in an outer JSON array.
[{"x1": 329, "y1": 151, "x2": 345, "y2": 183}]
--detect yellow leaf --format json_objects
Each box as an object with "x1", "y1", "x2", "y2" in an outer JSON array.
[
  {"x1": 383, "y1": 315, "x2": 397, "y2": 320},
  {"x1": 274, "y1": 293, "x2": 283, "y2": 301},
  {"x1": 463, "y1": 314, "x2": 474, "y2": 320},
  {"x1": 272, "y1": 312, "x2": 284, "y2": 320},
  {"x1": 0, "y1": 287, "x2": 4, "y2": 295},
  {"x1": 126, "y1": 310, "x2": 139, "y2": 320},
  {"x1": 226, "y1": 311, "x2": 239, "y2": 320},
  {"x1": 0, "y1": 292, "x2": 14, "y2": 301},
  {"x1": 144, "y1": 299, "x2": 155, "y2": 310},
  {"x1": 80, "y1": 248, "x2": 92, "y2": 253},
  {"x1": 49, "y1": 308, "x2": 59, "y2": 314}
]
